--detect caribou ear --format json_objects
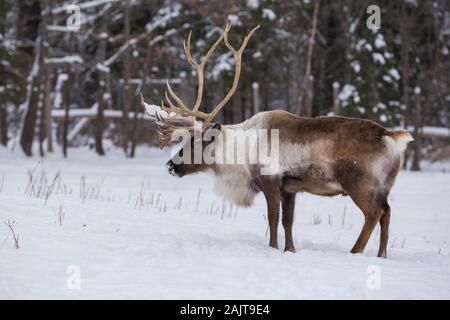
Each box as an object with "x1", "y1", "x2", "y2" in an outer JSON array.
[{"x1": 211, "y1": 123, "x2": 222, "y2": 131}]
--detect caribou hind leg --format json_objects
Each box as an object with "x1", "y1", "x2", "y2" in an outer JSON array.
[
  {"x1": 349, "y1": 206, "x2": 383, "y2": 254},
  {"x1": 335, "y1": 160, "x2": 391, "y2": 256},
  {"x1": 377, "y1": 200, "x2": 391, "y2": 258},
  {"x1": 349, "y1": 195, "x2": 391, "y2": 257}
]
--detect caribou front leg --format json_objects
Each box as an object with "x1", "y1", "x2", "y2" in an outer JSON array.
[
  {"x1": 281, "y1": 192, "x2": 296, "y2": 252},
  {"x1": 261, "y1": 178, "x2": 281, "y2": 249}
]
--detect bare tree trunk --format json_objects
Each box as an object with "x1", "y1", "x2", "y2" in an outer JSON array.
[
  {"x1": 129, "y1": 94, "x2": 138, "y2": 158},
  {"x1": 0, "y1": 83, "x2": 6, "y2": 146},
  {"x1": 95, "y1": 88, "x2": 105, "y2": 155},
  {"x1": 38, "y1": 83, "x2": 46, "y2": 157},
  {"x1": 232, "y1": 87, "x2": 242, "y2": 124},
  {"x1": 121, "y1": 0, "x2": 131, "y2": 155},
  {"x1": 44, "y1": 0, "x2": 53, "y2": 153},
  {"x1": 296, "y1": 0, "x2": 320, "y2": 116},
  {"x1": 62, "y1": 32, "x2": 76, "y2": 158},
  {"x1": 0, "y1": 0, "x2": 7, "y2": 146},
  {"x1": 130, "y1": 44, "x2": 151, "y2": 158},
  {"x1": 43, "y1": 69, "x2": 53, "y2": 152},
  {"x1": 20, "y1": 38, "x2": 42, "y2": 156},
  {"x1": 38, "y1": 0, "x2": 50, "y2": 157},
  {"x1": 95, "y1": 12, "x2": 108, "y2": 156},
  {"x1": 400, "y1": 2, "x2": 411, "y2": 169}
]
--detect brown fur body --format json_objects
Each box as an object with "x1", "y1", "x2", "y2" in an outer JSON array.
[{"x1": 167, "y1": 110, "x2": 413, "y2": 258}]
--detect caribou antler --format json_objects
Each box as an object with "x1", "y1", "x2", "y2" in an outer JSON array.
[
  {"x1": 141, "y1": 22, "x2": 259, "y2": 148},
  {"x1": 201, "y1": 23, "x2": 260, "y2": 129}
]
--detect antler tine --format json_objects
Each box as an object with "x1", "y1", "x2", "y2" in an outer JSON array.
[
  {"x1": 146, "y1": 23, "x2": 259, "y2": 146},
  {"x1": 183, "y1": 29, "x2": 225, "y2": 112},
  {"x1": 200, "y1": 30, "x2": 225, "y2": 66},
  {"x1": 165, "y1": 84, "x2": 209, "y2": 119},
  {"x1": 160, "y1": 99, "x2": 174, "y2": 114},
  {"x1": 223, "y1": 23, "x2": 260, "y2": 56},
  {"x1": 183, "y1": 31, "x2": 199, "y2": 67},
  {"x1": 140, "y1": 92, "x2": 196, "y2": 148},
  {"x1": 165, "y1": 81, "x2": 210, "y2": 119},
  {"x1": 165, "y1": 80, "x2": 190, "y2": 110},
  {"x1": 202, "y1": 23, "x2": 260, "y2": 130},
  {"x1": 140, "y1": 93, "x2": 149, "y2": 115}
]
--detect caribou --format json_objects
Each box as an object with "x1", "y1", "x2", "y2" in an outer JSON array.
[{"x1": 141, "y1": 23, "x2": 413, "y2": 258}]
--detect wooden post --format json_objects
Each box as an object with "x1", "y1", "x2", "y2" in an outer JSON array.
[
  {"x1": 0, "y1": 97, "x2": 6, "y2": 146},
  {"x1": 295, "y1": 0, "x2": 320, "y2": 116},
  {"x1": 252, "y1": 82, "x2": 260, "y2": 116},
  {"x1": 62, "y1": 70, "x2": 70, "y2": 158},
  {"x1": 411, "y1": 87, "x2": 422, "y2": 171},
  {"x1": 122, "y1": 0, "x2": 131, "y2": 154},
  {"x1": 332, "y1": 81, "x2": 340, "y2": 115}
]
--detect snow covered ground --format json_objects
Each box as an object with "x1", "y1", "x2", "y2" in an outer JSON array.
[{"x1": 0, "y1": 147, "x2": 449, "y2": 299}]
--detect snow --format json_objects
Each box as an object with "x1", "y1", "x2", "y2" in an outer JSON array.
[
  {"x1": 252, "y1": 51, "x2": 262, "y2": 59},
  {"x1": 141, "y1": 101, "x2": 169, "y2": 118},
  {"x1": 338, "y1": 84, "x2": 356, "y2": 103},
  {"x1": 375, "y1": 102, "x2": 387, "y2": 110},
  {"x1": 394, "y1": 126, "x2": 450, "y2": 138},
  {"x1": 374, "y1": 34, "x2": 386, "y2": 49},
  {"x1": 414, "y1": 86, "x2": 421, "y2": 95},
  {"x1": 351, "y1": 60, "x2": 361, "y2": 73},
  {"x1": 355, "y1": 39, "x2": 366, "y2": 52},
  {"x1": 247, "y1": 0, "x2": 260, "y2": 9},
  {"x1": 210, "y1": 53, "x2": 232, "y2": 80},
  {"x1": 53, "y1": 74, "x2": 69, "y2": 109},
  {"x1": 262, "y1": 9, "x2": 277, "y2": 21},
  {"x1": 364, "y1": 43, "x2": 373, "y2": 52},
  {"x1": 46, "y1": 25, "x2": 78, "y2": 33},
  {"x1": 145, "y1": 4, "x2": 181, "y2": 33},
  {"x1": 227, "y1": 14, "x2": 241, "y2": 26},
  {"x1": 96, "y1": 63, "x2": 110, "y2": 73},
  {"x1": 52, "y1": 0, "x2": 120, "y2": 14},
  {"x1": 373, "y1": 52, "x2": 386, "y2": 65},
  {"x1": 45, "y1": 56, "x2": 84, "y2": 65},
  {"x1": 51, "y1": 105, "x2": 151, "y2": 121},
  {"x1": 67, "y1": 117, "x2": 91, "y2": 143},
  {"x1": 388, "y1": 68, "x2": 400, "y2": 80},
  {"x1": 382, "y1": 75, "x2": 392, "y2": 83},
  {"x1": 1, "y1": 148, "x2": 450, "y2": 299},
  {"x1": 104, "y1": 39, "x2": 137, "y2": 67}
]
